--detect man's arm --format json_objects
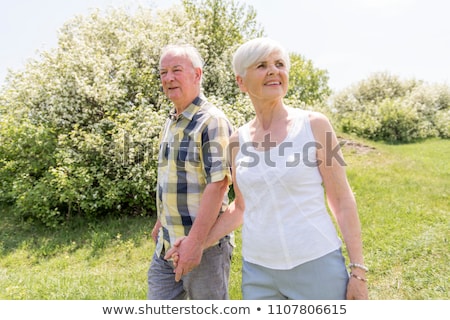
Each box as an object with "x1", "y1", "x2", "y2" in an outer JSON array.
[
  {"x1": 171, "y1": 177, "x2": 229, "y2": 281},
  {"x1": 151, "y1": 219, "x2": 161, "y2": 243},
  {"x1": 166, "y1": 131, "x2": 244, "y2": 280}
]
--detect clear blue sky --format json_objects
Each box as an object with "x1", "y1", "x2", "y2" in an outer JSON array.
[{"x1": 1, "y1": 0, "x2": 449, "y2": 91}]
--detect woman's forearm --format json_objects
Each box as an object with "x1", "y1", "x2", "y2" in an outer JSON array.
[{"x1": 204, "y1": 200, "x2": 244, "y2": 249}]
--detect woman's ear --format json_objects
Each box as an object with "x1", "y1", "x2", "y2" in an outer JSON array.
[{"x1": 236, "y1": 75, "x2": 247, "y2": 93}]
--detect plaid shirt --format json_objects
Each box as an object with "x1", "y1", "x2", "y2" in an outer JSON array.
[{"x1": 156, "y1": 95, "x2": 233, "y2": 257}]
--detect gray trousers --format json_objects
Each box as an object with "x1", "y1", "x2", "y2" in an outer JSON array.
[{"x1": 147, "y1": 237, "x2": 233, "y2": 300}]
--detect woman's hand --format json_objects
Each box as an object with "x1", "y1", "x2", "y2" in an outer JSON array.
[
  {"x1": 346, "y1": 273, "x2": 369, "y2": 299},
  {"x1": 164, "y1": 236, "x2": 186, "y2": 268}
]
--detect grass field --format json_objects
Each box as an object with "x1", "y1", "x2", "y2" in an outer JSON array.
[{"x1": 0, "y1": 137, "x2": 448, "y2": 299}]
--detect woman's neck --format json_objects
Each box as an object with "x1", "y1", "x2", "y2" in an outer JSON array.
[{"x1": 252, "y1": 99, "x2": 287, "y2": 131}]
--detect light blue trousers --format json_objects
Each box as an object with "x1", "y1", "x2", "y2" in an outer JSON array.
[{"x1": 242, "y1": 249, "x2": 349, "y2": 300}]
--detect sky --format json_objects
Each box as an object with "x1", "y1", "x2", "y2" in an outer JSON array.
[{"x1": 1, "y1": 0, "x2": 449, "y2": 92}]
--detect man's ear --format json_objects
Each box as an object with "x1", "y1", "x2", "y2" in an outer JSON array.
[{"x1": 195, "y1": 67, "x2": 202, "y2": 83}]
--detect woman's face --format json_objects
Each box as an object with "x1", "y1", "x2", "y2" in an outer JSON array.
[{"x1": 237, "y1": 51, "x2": 289, "y2": 103}]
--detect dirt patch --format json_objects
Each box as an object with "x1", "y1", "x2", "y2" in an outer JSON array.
[{"x1": 338, "y1": 137, "x2": 376, "y2": 155}]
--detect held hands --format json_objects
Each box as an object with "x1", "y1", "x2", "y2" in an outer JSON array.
[
  {"x1": 164, "y1": 236, "x2": 202, "y2": 282},
  {"x1": 164, "y1": 236, "x2": 185, "y2": 267}
]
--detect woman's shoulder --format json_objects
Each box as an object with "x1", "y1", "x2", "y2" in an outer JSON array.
[
  {"x1": 306, "y1": 111, "x2": 336, "y2": 143},
  {"x1": 234, "y1": 119, "x2": 254, "y2": 138},
  {"x1": 230, "y1": 130, "x2": 240, "y2": 144},
  {"x1": 307, "y1": 110, "x2": 332, "y2": 128},
  {"x1": 285, "y1": 107, "x2": 331, "y2": 128}
]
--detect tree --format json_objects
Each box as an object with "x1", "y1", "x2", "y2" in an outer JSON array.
[
  {"x1": 182, "y1": 0, "x2": 264, "y2": 101},
  {"x1": 286, "y1": 52, "x2": 331, "y2": 106}
]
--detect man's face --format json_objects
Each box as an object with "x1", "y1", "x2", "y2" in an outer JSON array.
[{"x1": 159, "y1": 52, "x2": 202, "y2": 109}]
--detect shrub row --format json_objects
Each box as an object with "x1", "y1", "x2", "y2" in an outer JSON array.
[{"x1": 330, "y1": 72, "x2": 450, "y2": 143}]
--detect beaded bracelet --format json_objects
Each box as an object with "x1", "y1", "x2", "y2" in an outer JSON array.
[
  {"x1": 350, "y1": 273, "x2": 368, "y2": 282},
  {"x1": 348, "y1": 263, "x2": 369, "y2": 272}
]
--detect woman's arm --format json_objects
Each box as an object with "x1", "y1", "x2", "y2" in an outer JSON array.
[{"x1": 310, "y1": 111, "x2": 368, "y2": 300}]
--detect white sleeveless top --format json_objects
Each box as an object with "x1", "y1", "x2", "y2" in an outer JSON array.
[{"x1": 235, "y1": 108, "x2": 342, "y2": 269}]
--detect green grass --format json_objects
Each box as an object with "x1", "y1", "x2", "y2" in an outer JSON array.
[
  {"x1": 0, "y1": 137, "x2": 448, "y2": 299},
  {"x1": 342, "y1": 137, "x2": 449, "y2": 299}
]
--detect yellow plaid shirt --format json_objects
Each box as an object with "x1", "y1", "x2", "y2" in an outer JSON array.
[{"x1": 156, "y1": 95, "x2": 233, "y2": 257}]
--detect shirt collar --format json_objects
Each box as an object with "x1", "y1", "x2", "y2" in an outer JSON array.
[{"x1": 168, "y1": 95, "x2": 206, "y2": 121}]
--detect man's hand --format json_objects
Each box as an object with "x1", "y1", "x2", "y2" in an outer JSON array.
[
  {"x1": 151, "y1": 220, "x2": 162, "y2": 243},
  {"x1": 166, "y1": 236, "x2": 203, "y2": 282}
]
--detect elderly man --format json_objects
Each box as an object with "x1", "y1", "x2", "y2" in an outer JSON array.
[{"x1": 147, "y1": 44, "x2": 234, "y2": 300}]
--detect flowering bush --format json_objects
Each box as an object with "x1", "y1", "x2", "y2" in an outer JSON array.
[
  {"x1": 0, "y1": 1, "x2": 331, "y2": 226},
  {"x1": 1, "y1": 6, "x2": 194, "y2": 225}
]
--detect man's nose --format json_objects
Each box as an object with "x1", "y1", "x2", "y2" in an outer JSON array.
[{"x1": 163, "y1": 71, "x2": 175, "y2": 82}]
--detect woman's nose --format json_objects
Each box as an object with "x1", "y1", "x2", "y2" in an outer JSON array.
[{"x1": 267, "y1": 64, "x2": 278, "y2": 75}]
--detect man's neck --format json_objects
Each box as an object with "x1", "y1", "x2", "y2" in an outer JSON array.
[{"x1": 173, "y1": 93, "x2": 201, "y2": 115}]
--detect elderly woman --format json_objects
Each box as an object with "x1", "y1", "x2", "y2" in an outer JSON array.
[{"x1": 167, "y1": 37, "x2": 368, "y2": 300}]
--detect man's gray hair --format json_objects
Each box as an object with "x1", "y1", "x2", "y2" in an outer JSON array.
[{"x1": 159, "y1": 44, "x2": 204, "y2": 69}]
